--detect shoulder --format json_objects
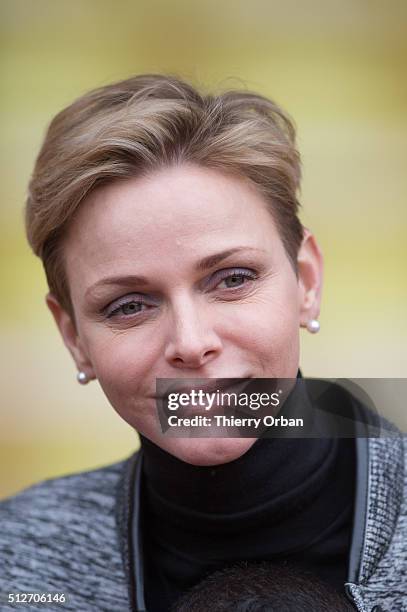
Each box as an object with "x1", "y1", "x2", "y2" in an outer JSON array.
[
  {"x1": 0, "y1": 456, "x2": 129, "y2": 526},
  {"x1": 356, "y1": 435, "x2": 407, "y2": 609},
  {"x1": 0, "y1": 454, "x2": 138, "y2": 610}
]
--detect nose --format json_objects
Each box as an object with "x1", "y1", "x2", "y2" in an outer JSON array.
[{"x1": 164, "y1": 296, "x2": 223, "y2": 370}]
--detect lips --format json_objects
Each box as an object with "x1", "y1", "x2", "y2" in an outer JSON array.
[{"x1": 156, "y1": 377, "x2": 252, "y2": 399}]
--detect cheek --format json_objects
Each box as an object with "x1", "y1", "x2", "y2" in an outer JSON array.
[
  {"x1": 85, "y1": 330, "x2": 159, "y2": 406},
  {"x1": 240, "y1": 307, "x2": 299, "y2": 369},
  {"x1": 91, "y1": 338, "x2": 161, "y2": 436},
  {"x1": 224, "y1": 278, "x2": 300, "y2": 374}
]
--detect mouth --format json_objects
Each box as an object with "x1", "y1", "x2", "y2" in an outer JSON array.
[
  {"x1": 153, "y1": 376, "x2": 253, "y2": 399},
  {"x1": 151, "y1": 377, "x2": 254, "y2": 422}
]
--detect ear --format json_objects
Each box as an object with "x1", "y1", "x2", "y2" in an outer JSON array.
[
  {"x1": 46, "y1": 293, "x2": 96, "y2": 381},
  {"x1": 296, "y1": 228, "x2": 324, "y2": 327}
]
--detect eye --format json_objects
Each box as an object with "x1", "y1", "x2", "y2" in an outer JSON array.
[
  {"x1": 213, "y1": 268, "x2": 257, "y2": 290},
  {"x1": 104, "y1": 295, "x2": 154, "y2": 319}
]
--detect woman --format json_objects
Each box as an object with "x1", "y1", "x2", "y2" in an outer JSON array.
[{"x1": 0, "y1": 75, "x2": 405, "y2": 612}]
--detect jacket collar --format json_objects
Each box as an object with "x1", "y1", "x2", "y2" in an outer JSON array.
[
  {"x1": 115, "y1": 450, "x2": 140, "y2": 611},
  {"x1": 348, "y1": 435, "x2": 404, "y2": 586}
]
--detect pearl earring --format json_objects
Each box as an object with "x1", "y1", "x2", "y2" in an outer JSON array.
[
  {"x1": 306, "y1": 319, "x2": 320, "y2": 334},
  {"x1": 77, "y1": 371, "x2": 89, "y2": 385}
]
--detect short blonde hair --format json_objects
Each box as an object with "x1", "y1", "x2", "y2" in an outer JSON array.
[{"x1": 26, "y1": 74, "x2": 304, "y2": 315}]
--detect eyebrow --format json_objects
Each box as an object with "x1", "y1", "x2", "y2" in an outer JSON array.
[
  {"x1": 85, "y1": 247, "x2": 265, "y2": 300},
  {"x1": 194, "y1": 247, "x2": 265, "y2": 272}
]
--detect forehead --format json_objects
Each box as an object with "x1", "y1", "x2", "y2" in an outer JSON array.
[{"x1": 63, "y1": 164, "x2": 283, "y2": 283}]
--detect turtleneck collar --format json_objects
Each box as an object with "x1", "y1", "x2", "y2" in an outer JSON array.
[
  {"x1": 139, "y1": 374, "x2": 356, "y2": 610},
  {"x1": 139, "y1": 432, "x2": 335, "y2": 518}
]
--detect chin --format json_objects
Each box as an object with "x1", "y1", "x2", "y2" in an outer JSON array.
[{"x1": 163, "y1": 436, "x2": 258, "y2": 466}]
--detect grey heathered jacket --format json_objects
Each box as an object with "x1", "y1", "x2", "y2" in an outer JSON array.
[{"x1": 0, "y1": 436, "x2": 406, "y2": 611}]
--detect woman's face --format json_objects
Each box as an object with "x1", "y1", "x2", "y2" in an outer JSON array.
[{"x1": 49, "y1": 164, "x2": 322, "y2": 465}]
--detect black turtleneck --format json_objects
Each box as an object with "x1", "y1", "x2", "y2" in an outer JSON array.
[{"x1": 140, "y1": 381, "x2": 356, "y2": 612}]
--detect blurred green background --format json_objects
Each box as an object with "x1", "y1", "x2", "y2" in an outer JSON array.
[{"x1": 1, "y1": 0, "x2": 406, "y2": 499}]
